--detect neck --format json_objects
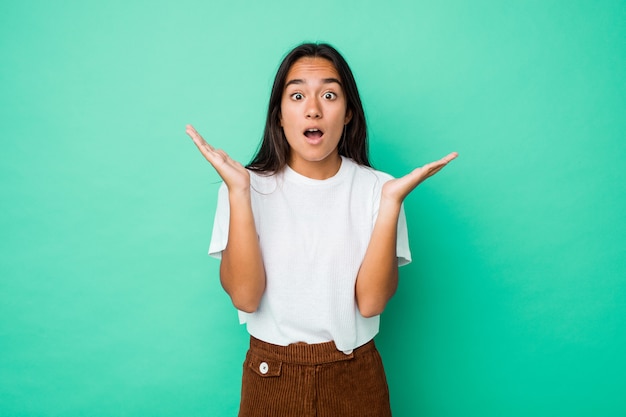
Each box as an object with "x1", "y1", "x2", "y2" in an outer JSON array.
[{"x1": 288, "y1": 154, "x2": 342, "y2": 180}]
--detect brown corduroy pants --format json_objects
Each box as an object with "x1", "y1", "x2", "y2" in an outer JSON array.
[{"x1": 239, "y1": 336, "x2": 392, "y2": 417}]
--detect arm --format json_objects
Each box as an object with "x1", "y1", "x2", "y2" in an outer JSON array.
[
  {"x1": 355, "y1": 152, "x2": 458, "y2": 317},
  {"x1": 186, "y1": 125, "x2": 266, "y2": 312}
]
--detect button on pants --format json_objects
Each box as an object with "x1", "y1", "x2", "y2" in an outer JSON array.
[{"x1": 239, "y1": 336, "x2": 392, "y2": 417}]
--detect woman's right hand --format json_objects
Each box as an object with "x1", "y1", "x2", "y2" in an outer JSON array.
[{"x1": 185, "y1": 124, "x2": 250, "y2": 192}]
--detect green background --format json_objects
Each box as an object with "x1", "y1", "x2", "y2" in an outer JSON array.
[{"x1": 1, "y1": 0, "x2": 625, "y2": 415}]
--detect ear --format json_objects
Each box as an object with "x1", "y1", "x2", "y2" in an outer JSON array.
[
  {"x1": 279, "y1": 111, "x2": 283, "y2": 127},
  {"x1": 344, "y1": 108, "x2": 353, "y2": 125}
]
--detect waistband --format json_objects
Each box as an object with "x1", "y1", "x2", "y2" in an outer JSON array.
[{"x1": 248, "y1": 336, "x2": 376, "y2": 366}]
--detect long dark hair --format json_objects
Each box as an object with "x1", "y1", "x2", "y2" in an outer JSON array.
[{"x1": 247, "y1": 43, "x2": 370, "y2": 172}]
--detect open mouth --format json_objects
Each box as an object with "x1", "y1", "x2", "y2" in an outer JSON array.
[{"x1": 304, "y1": 128, "x2": 324, "y2": 140}]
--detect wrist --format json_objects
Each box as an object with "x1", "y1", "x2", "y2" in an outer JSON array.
[
  {"x1": 379, "y1": 194, "x2": 402, "y2": 212},
  {"x1": 228, "y1": 187, "x2": 251, "y2": 204},
  {"x1": 377, "y1": 198, "x2": 402, "y2": 223}
]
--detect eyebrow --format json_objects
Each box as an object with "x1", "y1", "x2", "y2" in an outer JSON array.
[{"x1": 284, "y1": 78, "x2": 343, "y2": 88}]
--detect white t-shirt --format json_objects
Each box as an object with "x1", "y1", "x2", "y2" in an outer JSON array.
[{"x1": 209, "y1": 156, "x2": 411, "y2": 352}]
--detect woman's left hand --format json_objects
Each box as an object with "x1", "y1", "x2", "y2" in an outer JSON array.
[{"x1": 381, "y1": 152, "x2": 458, "y2": 204}]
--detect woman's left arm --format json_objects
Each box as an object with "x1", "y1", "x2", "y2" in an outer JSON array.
[{"x1": 355, "y1": 152, "x2": 458, "y2": 317}]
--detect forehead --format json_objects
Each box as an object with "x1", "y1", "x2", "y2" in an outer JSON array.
[{"x1": 284, "y1": 57, "x2": 341, "y2": 85}]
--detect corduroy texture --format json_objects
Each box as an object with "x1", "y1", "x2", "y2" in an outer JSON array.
[{"x1": 239, "y1": 337, "x2": 392, "y2": 417}]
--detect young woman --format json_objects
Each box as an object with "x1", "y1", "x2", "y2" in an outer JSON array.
[{"x1": 186, "y1": 43, "x2": 457, "y2": 417}]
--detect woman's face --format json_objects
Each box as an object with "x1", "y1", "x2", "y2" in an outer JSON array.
[{"x1": 280, "y1": 57, "x2": 352, "y2": 179}]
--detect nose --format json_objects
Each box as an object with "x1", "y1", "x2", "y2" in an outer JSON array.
[{"x1": 305, "y1": 98, "x2": 321, "y2": 119}]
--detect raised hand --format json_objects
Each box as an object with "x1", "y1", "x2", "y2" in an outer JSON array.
[
  {"x1": 382, "y1": 152, "x2": 458, "y2": 204},
  {"x1": 186, "y1": 124, "x2": 265, "y2": 311},
  {"x1": 356, "y1": 151, "x2": 458, "y2": 316},
  {"x1": 185, "y1": 124, "x2": 250, "y2": 192}
]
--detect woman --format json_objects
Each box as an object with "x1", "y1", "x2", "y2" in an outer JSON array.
[{"x1": 186, "y1": 42, "x2": 457, "y2": 416}]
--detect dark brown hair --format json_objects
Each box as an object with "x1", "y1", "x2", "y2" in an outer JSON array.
[{"x1": 247, "y1": 43, "x2": 370, "y2": 172}]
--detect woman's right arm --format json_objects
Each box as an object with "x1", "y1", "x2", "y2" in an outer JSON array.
[{"x1": 186, "y1": 125, "x2": 266, "y2": 312}]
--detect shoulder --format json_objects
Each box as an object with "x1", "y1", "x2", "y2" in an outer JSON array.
[
  {"x1": 345, "y1": 158, "x2": 395, "y2": 184},
  {"x1": 215, "y1": 170, "x2": 279, "y2": 197},
  {"x1": 248, "y1": 168, "x2": 280, "y2": 195}
]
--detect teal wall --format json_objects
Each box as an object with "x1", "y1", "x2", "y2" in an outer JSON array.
[{"x1": 1, "y1": 0, "x2": 625, "y2": 415}]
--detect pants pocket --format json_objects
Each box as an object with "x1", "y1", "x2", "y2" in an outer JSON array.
[
  {"x1": 239, "y1": 352, "x2": 287, "y2": 416},
  {"x1": 244, "y1": 351, "x2": 282, "y2": 378}
]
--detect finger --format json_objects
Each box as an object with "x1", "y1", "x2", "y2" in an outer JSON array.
[
  {"x1": 440, "y1": 152, "x2": 458, "y2": 164},
  {"x1": 423, "y1": 152, "x2": 458, "y2": 173},
  {"x1": 214, "y1": 149, "x2": 231, "y2": 162},
  {"x1": 185, "y1": 124, "x2": 204, "y2": 144},
  {"x1": 426, "y1": 165, "x2": 445, "y2": 177},
  {"x1": 185, "y1": 124, "x2": 201, "y2": 140},
  {"x1": 186, "y1": 125, "x2": 205, "y2": 145},
  {"x1": 421, "y1": 163, "x2": 448, "y2": 179},
  {"x1": 188, "y1": 136, "x2": 222, "y2": 165},
  {"x1": 186, "y1": 125, "x2": 216, "y2": 152}
]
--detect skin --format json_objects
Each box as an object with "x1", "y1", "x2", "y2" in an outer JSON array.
[
  {"x1": 355, "y1": 151, "x2": 457, "y2": 316},
  {"x1": 185, "y1": 56, "x2": 458, "y2": 315},
  {"x1": 184, "y1": 126, "x2": 264, "y2": 313},
  {"x1": 279, "y1": 57, "x2": 352, "y2": 179}
]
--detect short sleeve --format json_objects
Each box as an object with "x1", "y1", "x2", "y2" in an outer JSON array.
[
  {"x1": 396, "y1": 203, "x2": 412, "y2": 267},
  {"x1": 208, "y1": 182, "x2": 229, "y2": 259}
]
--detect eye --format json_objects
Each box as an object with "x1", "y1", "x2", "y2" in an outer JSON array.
[
  {"x1": 323, "y1": 92, "x2": 337, "y2": 100},
  {"x1": 291, "y1": 92, "x2": 304, "y2": 100}
]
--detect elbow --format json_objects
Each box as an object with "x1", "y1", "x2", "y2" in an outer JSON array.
[
  {"x1": 355, "y1": 263, "x2": 399, "y2": 318},
  {"x1": 232, "y1": 298, "x2": 260, "y2": 313},
  {"x1": 225, "y1": 288, "x2": 264, "y2": 313},
  {"x1": 357, "y1": 301, "x2": 387, "y2": 318},
  {"x1": 221, "y1": 279, "x2": 265, "y2": 313},
  {"x1": 356, "y1": 283, "x2": 397, "y2": 318},
  {"x1": 356, "y1": 280, "x2": 398, "y2": 318},
  {"x1": 219, "y1": 264, "x2": 266, "y2": 313}
]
